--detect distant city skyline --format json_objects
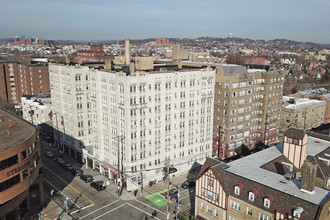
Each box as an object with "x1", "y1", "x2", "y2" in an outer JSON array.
[{"x1": 1, "y1": 0, "x2": 330, "y2": 44}]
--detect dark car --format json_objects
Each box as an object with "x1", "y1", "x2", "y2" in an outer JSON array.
[
  {"x1": 181, "y1": 180, "x2": 195, "y2": 189},
  {"x1": 90, "y1": 181, "x2": 106, "y2": 191},
  {"x1": 80, "y1": 175, "x2": 94, "y2": 183},
  {"x1": 62, "y1": 163, "x2": 73, "y2": 171},
  {"x1": 163, "y1": 167, "x2": 178, "y2": 174},
  {"x1": 44, "y1": 151, "x2": 54, "y2": 158},
  {"x1": 72, "y1": 169, "x2": 84, "y2": 176},
  {"x1": 166, "y1": 189, "x2": 179, "y2": 200},
  {"x1": 54, "y1": 158, "x2": 65, "y2": 165}
]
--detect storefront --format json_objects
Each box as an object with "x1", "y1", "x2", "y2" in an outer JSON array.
[
  {"x1": 101, "y1": 165, "x2": 109, "y2": 177},
  {"x1": 87, "y1": 157, "x2": 93, "y2": 168},
  {"x1": 94, "y1": 162, "x2": 100, "y2": 172}
]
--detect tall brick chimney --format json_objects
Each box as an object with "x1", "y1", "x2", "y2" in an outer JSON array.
[
  {"x1": 125, "y1": 39, "x2": 131, "y2": 66},
  {"x1": 301, "y1": 160, "x2": 317, "y2": 193}
]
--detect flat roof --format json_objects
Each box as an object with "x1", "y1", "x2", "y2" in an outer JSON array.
[
  {"x1": 283, "y1": 96, "x2": 325, "y2": 110},
  {"x1": 0, "y1": 107, "x2": 36, "y2": 152},
  {"x1": 226, "y1": 136, "x2": 330, "y2": 205}
]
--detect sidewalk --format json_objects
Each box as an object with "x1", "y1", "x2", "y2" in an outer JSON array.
[{"x1": 40, "y1": 199, "x2": 72, "y2": 220}]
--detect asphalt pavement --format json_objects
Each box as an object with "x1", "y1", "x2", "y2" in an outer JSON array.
[{"x1": 40, "y1": 139, "x2": 196, "y2": 220}]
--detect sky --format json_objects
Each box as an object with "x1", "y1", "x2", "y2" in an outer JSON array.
[{"x1": 1, "y1": 0, "x2": 330, "y2": 43}]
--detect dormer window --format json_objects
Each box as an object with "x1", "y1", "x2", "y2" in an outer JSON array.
[
  {"x1": 264, "y1": 195, "x2": 273, "y2": 208},
  {"x1": 234, "y1": 184, "x2": 243, "y2": 195},
  {"x1": 248, "y1": 189, "x2": 258, "y2": 201},
  {"x1": 293, "y1": 207, "x2": 304, "y2": 218}
]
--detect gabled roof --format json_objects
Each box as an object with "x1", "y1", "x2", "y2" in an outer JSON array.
[
  {"x1": 197, "y1": 138, "x2": 330, "y2": 220},
  {"x1": 284, "y1": 128, "x2": 306, "y2": 140},
  {"x1": 196, "y1": 157, "x2": 221, "y2": 179}
]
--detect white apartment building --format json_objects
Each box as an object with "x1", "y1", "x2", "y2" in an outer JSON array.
[
  {"x1": 21, "y1": 94, "x2": 52, "y2": 125},
  {"x1": 49, "y1": 63, "x2": 215, "y2": 190}
]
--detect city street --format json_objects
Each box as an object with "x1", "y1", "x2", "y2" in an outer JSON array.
[{"x1": 40, "y1": 140, "x2": 195, "y2": 220}]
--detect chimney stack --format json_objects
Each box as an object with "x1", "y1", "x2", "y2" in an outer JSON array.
[
  {"x1": 129, "y1": 61, "x2": 135, "y2": 73},
  {"x1": 301, "y1": 160, "x2": 317, "y2": 193},
  {"x1": 125, "y1": 39, "x2": 131, "y2": 66},
  {"x1": 105, "y1": 60, "x2": 111, "y2": 70},
  {"x1": 65, "y1": 56, "x2": 70, "y2": 64},
  {"x1": 178, "y1": 59, "x2": 182, "y2": 69}
]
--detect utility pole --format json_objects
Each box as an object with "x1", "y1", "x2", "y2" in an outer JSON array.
[
  {"x1": 61, "y1": 115, "x2": 65, "y2": 153},
  {"x1": 55, "y1": 113, "x2": 60, "y2": 149},
  {"x1": 166, "y1": 159, "x2": 170, "y2": 219},
  {"x1": 140, "y1": 172, "x2": 143, "y2": 196},
  {"x1": 176, "y1": 189, "x2": 180, "y2": 220},
  {"x1": 264, "y1": 114, "x2": 269, "y2": 145},
  {"x1": 115, "y1": 135, "x2": 125, "y2": 193}
]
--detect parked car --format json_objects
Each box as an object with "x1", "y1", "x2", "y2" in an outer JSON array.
[
  {"x1": 90, "y1": 181, "x2": 106, "y2": 191},
  {"x1": 54, "y1": 158, "x2": 65, "y2": 165},
  {"x1": 80, "y1": 175, "x2": 94, "y2": 183},
  {"x1": 44, "y1": 151, "x2": 54, "y2": 158},
  {"x1": 166, "y1": 189, "x2": 179, "y2": 200},
  {"x1": 181, "y1": 180, "x2": 195, "y2": 189},
  {"x1": 62, "y1": 163, "x2": 73, "y2": 171},
  {"x1": 72, "y1": 169, "x2": 83, "y2": 176},
  {"x1": 163, "y1": 167, "x2": 178, "y2": 174}
]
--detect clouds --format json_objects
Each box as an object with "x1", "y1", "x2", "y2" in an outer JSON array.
[{"x1": 0, "y1": 0, "x2": 329, "y2": 43}]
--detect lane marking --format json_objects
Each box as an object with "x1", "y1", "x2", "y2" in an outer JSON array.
[
  {"x1": 44, "y1": 178, "x2": 81, "y2": 209},
  {"x1": 135, "y1": 199, "x2": 167, "y2": 216},
  {"x1": 79, "y1": 199, "x2": 120, "y2": 219},
  {"x1": 92, "y1": 203, "x2": 127, "y2": 220},
  {"x1": 71, "y1": 203, "x2": 94, "y2": 214},
  {"x1": 126, "y1": 203, "x2": 161, "y2": 220},
  {"x1": 44, "y1": 165, "x2": 95, "y2": 204}
]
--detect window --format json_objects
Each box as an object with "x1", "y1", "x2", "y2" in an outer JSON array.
[
  {"x1": 207, "y1": 205, "x2": 212, "y2": 214},
  {"x1": 234, "y1": 185, "x2": 242, "y2": 195},
  {"x1": 214, "y1": 209, "x2": 219, "y2": 217},
  {"x1": 201, "y1": 202, "x2": 204, "y2": 210},
  {"x1": 215, "y1": 194, "x2": 219, "y2": 202},
  {"x1": 230, "y1": 199, "x2": 241, "y2": 211},
  {"x1": 247, "y1": 207, "x2": 253, "y2": 216},
  {"x1": 293, "y1": 207, "x2": 304, "y2": 218},
  {"x1": 207, "y1": 191, "x2": 213, "y2": 199},
  {"x1": 208, "y1": 179, "x2": 214, "y2": 186},
  {"x1": 201, "y1": 188, "x2": 205, "y2": 196},
  {"x1": 229, "y1": 216, "x2": 238, "y2": 220},
  {"x1": 264, "y1": 198, "x2": 271, "y2": 208},
  {"x1": 259, "y1": 213, "x2": 271, "y2": 220},
  {"x1": 248, "y1": 191, "x2": 256, "y2": 201},
  {"x1": 21, "y1": 150, "x2": 27, "y2": 161}
]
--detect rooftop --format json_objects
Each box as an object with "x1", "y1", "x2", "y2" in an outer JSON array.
[
  {"x1": 283, "y1": 96, "x2": 326, "y2": 110},
  {"x1": 0, "y1": 107, "x2": 36, "y2": 152},
  {"x1": 300, "y1": 88, "x2": 328, "y2": 96},
  {"x1": 226, "y1": 136, "x2": 330, "y2": 205}
]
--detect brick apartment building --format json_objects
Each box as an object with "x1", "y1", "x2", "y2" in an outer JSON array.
[
  {"x1": 155, "y1": 37, "x2": 170, "y2": 46},
  {"x1": 0, "y1": 58, "x2": 49, "y2": 103},
  {"x1": 156, "y1": 59, "x2": 285, "y2": 159},
  {"x1": 281, "y1": 96, "x2": 326, "y2": 133},
  {"x1": 212, "y1": 65, "x2": 285, "y2": 158},
  {"x1": 73, "y1": 42, "x2": 112, "y2": 63}
]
